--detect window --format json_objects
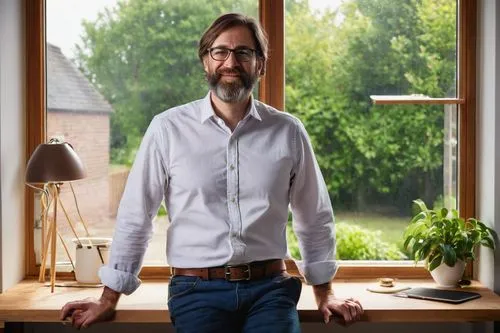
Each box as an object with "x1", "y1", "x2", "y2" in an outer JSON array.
[
  {"x1": 26, "y1": 0, "x2": 476, "y2": 279},
  {"x1": 41, "y1": 0, "x2": 259, "y2": 271},
  {"x1": 285, "y1": 0, "x2": 462, "y2": 263}
]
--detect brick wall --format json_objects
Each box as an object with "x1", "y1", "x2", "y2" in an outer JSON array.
[{"x1": 47, "y1": 110, "x2": 113, "y2": 242}]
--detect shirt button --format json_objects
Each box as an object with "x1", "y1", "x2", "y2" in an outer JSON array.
[
  {"x1": 230, "y1": 164, "x2": 235, "y2": 170},
  {"x1": 231, "y1": 197, "x2": 236, "y2": 203}
]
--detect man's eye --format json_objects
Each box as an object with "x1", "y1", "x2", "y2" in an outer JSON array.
[
  {"x1": 213, "y1": 49, "x2": 229, "y2": 56},
  {"x1": 236, "y1": 49, "x2": 252, "y2": 56}
]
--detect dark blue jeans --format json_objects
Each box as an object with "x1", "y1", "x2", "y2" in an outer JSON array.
[{"x1": 167, "y1": 273, "x2": 302, "y2": 333}]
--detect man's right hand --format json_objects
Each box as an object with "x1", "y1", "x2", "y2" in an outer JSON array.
[{"x1": 60, "y1": 286, "x2": 121, "y2": 329}]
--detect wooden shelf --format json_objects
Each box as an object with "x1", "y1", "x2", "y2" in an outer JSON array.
[
  {"x1": 0, "y1": 279, "x2": 498, "y2": 324},
  {"x1": 370, "y1": 95, "x2": 464, "y2": 105}
]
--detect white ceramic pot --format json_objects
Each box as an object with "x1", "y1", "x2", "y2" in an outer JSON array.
[
  {"x1": 72, "y1": 237, "x2": 112, "y2": 284},
  {"x1": 430, "y1": 259, "x2": 466, "y2": 288}
]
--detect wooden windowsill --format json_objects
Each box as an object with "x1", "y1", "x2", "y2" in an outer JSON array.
[{"x1": 0, "y1": 279, "x2": 499, "y2": 324}]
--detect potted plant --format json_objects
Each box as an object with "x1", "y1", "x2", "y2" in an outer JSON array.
[{"x1": 403, "y1": 199, "x2": 497, "y2": 287}]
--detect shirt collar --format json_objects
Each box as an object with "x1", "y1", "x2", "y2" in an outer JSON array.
[
  {"x1": 247, "y1": 95, "x2": 262, "y2": 121},
  {"x1": 200, "y1": 91, "x2": 262, "y2": 123},
  {"x1": 200, "y1": 93, "x2": 215, "y2": 123}
]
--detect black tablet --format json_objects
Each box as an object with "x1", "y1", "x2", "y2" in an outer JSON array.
[{"x1": 394, "y1": 287, "x2": 481, "y2": 304}]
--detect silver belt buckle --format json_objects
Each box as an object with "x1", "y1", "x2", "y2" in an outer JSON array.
[{"x1": 224, "y1": 264, "x2": 251, "y2": 281}]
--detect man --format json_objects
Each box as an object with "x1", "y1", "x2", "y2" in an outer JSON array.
[{"x1": 60, "y1": 13, "x2": 364, "y2": 332}]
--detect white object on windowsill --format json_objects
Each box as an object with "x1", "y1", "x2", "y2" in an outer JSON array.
[
  {"x1": 430, "y1": 260, "x2": 466, "y2": 288},
  {"x1": 72, "y1": 237, "x2": 112, "y2": 284}
]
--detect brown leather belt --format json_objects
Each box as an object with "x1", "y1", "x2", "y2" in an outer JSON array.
[{"x1": 172, "y1": 259, "x2": 286, "y2": 281}]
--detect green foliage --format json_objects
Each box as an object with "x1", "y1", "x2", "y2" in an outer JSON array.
[
  {"x1": 403, "y1": 199, "x2": 497, "y2": 271},
  {"x1": 432, "y1": 194, "x2": 457, "y2": 211},
  {"x1": 335, "y1": 222, "x2": 406, "y2": 260},
  {"x1": 287, "y1": 221, "x2": 406, "y2": 260},
  {"x1": 286, "y1": 223, "x2": 302, "y2": 259},
  {"x1": 285, "y1": 0, "x2": 455, "y2": 210},
  {"x1": 157, "y1": 201, "x2": 168, "y2": 217}
]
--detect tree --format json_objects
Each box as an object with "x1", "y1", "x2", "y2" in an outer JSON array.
[{"x1": 285, "y1": 0, "x2": 456, "y2": 212}]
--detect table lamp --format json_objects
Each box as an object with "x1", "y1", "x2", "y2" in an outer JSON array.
[{"x1": 25, "y1": 138, "x2": 86, "y2": 292}]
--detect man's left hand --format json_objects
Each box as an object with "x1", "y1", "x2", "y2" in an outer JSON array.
[{"x1": 313, "y1": 284, "x2": 364, "y2": 325}]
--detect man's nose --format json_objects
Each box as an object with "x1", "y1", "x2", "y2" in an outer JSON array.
[{"x1": 223, "y1": 51, "x2": 239, "y2": 67}]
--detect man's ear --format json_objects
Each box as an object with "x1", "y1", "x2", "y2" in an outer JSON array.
[{"x1": 202, "y1": 56, "x2": 209, "y2": 72}]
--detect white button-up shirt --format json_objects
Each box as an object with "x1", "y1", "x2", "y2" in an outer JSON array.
[{"x1": 99, "y1": 93, "x2": 337, "y2": 295}]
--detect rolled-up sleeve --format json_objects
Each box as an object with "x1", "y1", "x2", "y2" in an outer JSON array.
[
  {"x1": 289, "y1": 119, "x2": 337, "y2": 285},
  {"x1": 99, "y1": 118, "x2": 168, "y2": 295}
]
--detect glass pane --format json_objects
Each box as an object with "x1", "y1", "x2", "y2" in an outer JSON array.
[
  {"x1": 286, "y1": 0, "x2": 457, "y2": 97},
  {"x1": 287, "y1": 103, "x2": 458, "y2": 261},
  {"x1": 285, "y1": 0, "x2": 458, "y2": 261},
  {"x1": 45, "y1": 0, "x2": 258, "y2": 269}
]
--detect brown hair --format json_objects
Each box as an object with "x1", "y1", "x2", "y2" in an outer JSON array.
[{"x1": 198, "y1": 13, "x2": 269, "y2": 64}]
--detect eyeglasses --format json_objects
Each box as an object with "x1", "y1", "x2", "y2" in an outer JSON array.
[{"x1": 208, "y1": 47, "x2": 257, "y2": 62}]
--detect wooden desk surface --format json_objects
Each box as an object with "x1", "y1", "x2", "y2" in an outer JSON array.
[{"x1": 0, "y1": 279, "x2": 499, "y2": 323}]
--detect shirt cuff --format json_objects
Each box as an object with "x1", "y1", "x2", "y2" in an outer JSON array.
[
  {"x1": 98, "y1": 266, "x2": 142, "y2": 295},
  {"x1": 295, "y1": 260, "x2": 338, "y2": 285}
]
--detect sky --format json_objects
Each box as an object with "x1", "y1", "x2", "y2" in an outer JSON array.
[{"x1": 47, "y1": 0, "x2": 343, "y2": 58}]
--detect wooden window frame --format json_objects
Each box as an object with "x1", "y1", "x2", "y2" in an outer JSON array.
[{"x1": 25, "y1": 0, "x2": 475, "y2": 280}]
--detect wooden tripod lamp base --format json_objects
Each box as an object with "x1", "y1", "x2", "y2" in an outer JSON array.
[
  {"x1": 25, "y1": 139, "x2": 87, "y2": 293},
  {"x1": 39, "y1": 183, "x2": 60, "y2": 293}
]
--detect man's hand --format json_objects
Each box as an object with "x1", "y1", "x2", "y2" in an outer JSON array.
[
  {"x1": 60, "y1": 286, "x2": 120, "y2": 329},
  {"x1": 313, "y1": 283, "x2": 364, "y2": 326}
]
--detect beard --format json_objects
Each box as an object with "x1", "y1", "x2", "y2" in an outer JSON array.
[{"x1": 206, "y1": 67, "x2": 258, "y2": 103}]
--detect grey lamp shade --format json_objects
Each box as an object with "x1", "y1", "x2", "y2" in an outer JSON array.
[{"x1": 25, "y1": 142, "x2": 86, "y2": 183}]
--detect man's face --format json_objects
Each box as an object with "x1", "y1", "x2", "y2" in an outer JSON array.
[{"x1": 203, "y1": 25, "x2": 264, "y2": 103}]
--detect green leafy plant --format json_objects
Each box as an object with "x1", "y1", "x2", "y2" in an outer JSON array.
[
  {"x1": 287, "y1": 221, "x2": 406, "y2": 261},
  {"x1": 403, "y1": 199, "x2": 497, "y2": 271}
]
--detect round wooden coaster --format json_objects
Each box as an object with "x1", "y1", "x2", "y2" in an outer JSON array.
[{"x1": 366, "y1": 284, "x2": 412, "y2": 294}]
